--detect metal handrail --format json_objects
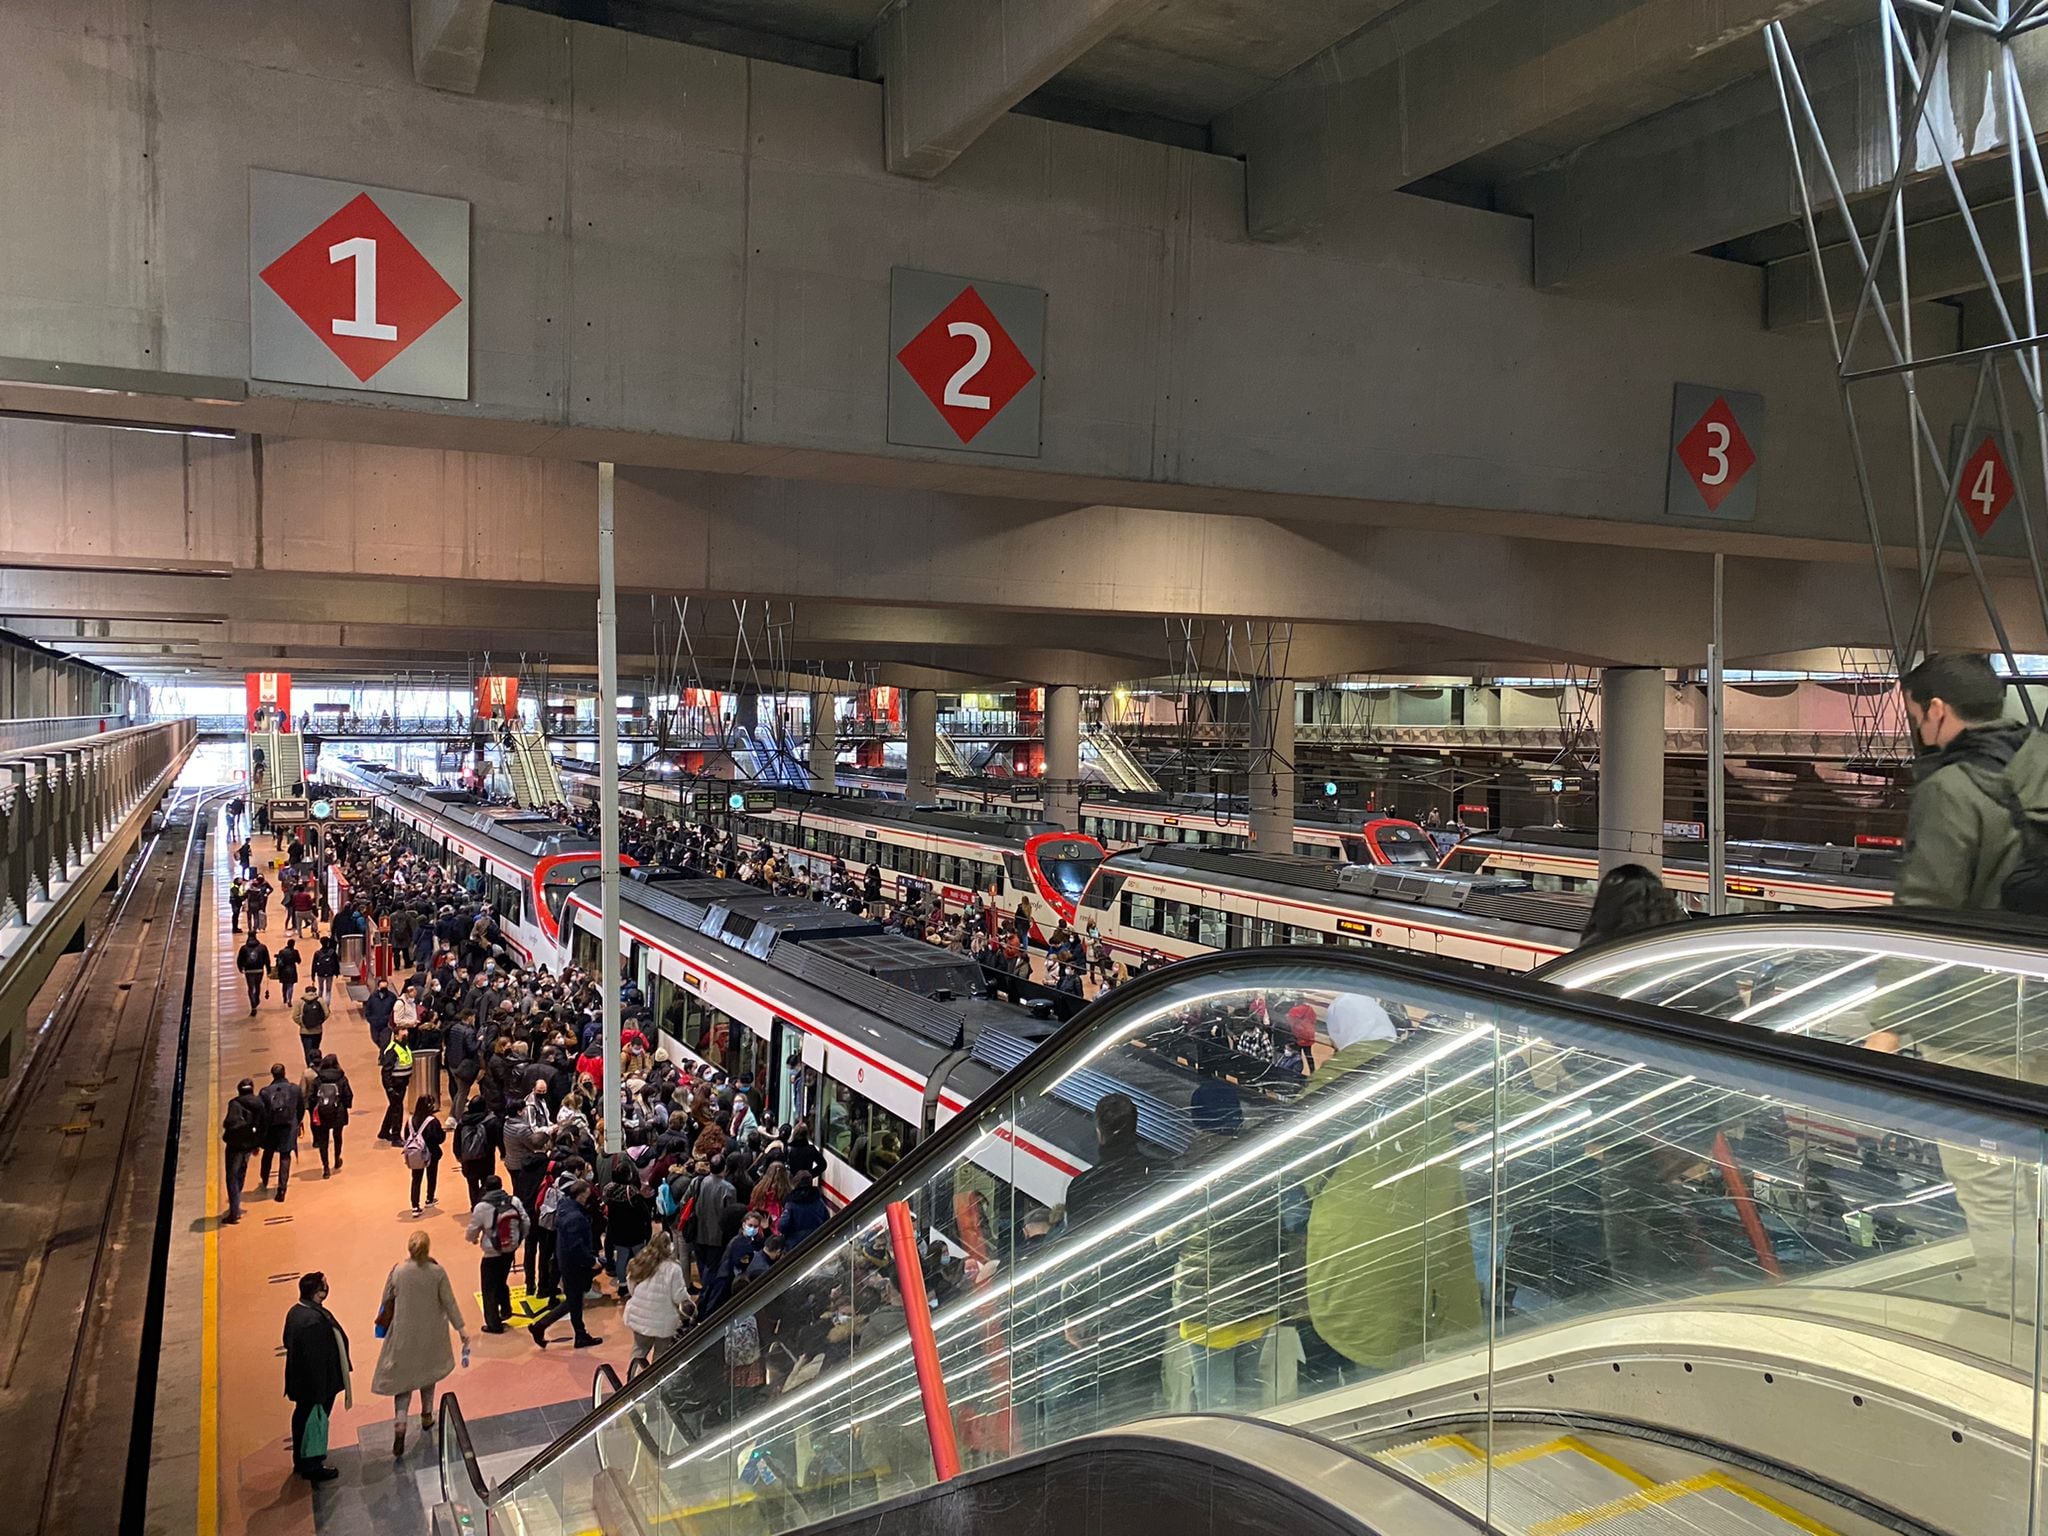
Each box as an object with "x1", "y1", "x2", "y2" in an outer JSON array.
[
  {"x1": 436, "y1": 1393, "x2": 490, "y2": 1512},
  {"x1": 487, "y1": 936, "x2": 2048, "y2": 1504}
]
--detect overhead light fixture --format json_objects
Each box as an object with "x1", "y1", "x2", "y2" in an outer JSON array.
[{"x1": 0, "y1": 407, "x2": 236, "y2": 439}]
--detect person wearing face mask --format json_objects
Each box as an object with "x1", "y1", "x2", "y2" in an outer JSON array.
[
  {"x1": 1873, "y1": 653, "x2": 2048, "y2": 1319},
  {"x1": 282, "y1": 1271, "x2": 352, "y2": 1483},
  {"x1": 700, "y1": 1207, "x2": 770, "y2": 1314},
  {"x1": 1890, "y1": 652, "x2": 2048, "y2": 915}
]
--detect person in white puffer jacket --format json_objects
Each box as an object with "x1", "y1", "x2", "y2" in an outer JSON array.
[{"x1": 622, "y1": 1229, "x2": 695, "y2": 1372}]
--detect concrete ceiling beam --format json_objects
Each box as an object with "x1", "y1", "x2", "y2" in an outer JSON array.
[
  {"x1": 1221, "y1": 0, "x2": 1822, "y2": 243},
  {"x1": 411, "y1": 0, "x2": 494, "y2": 93},
  {"x1": 873, "y1": 0, "x2": 1164, "y2": 178},
  {"x1": 1768, "y1": 200, "x2": 2037, "y2": 331},
  {"x1": 1506, "y1": 23, "x2": 2048, "y2": 290}
]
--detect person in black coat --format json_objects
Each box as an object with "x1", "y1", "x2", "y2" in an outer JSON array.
[
  {"x1": 282, "y1": 1271, "x2": 351, "y2": 1482},
  {"x1": 775, "y1": 1172, "x2": 833, "y2": 1249},
  {"x1": 528, "y1": 1182, "x2": 604, "y2": 1349}
]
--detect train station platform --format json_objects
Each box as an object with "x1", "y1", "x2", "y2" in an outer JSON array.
[{"x1": 156, "y1": 809, "x2": 642, "y2": 1536}]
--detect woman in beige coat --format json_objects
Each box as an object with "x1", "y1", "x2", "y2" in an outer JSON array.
[{"x1": 370, "y1": 1230, "x2": 470, "y2": 1455}]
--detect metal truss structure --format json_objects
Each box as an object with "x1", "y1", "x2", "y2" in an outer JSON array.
[{"x1": 1767, "y1": 0, "x2": 2048, "y2": 724}]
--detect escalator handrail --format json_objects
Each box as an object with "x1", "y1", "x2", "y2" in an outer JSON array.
[
  {"x1": 592, "y1": 1362, "x2": 625, "y2": 1410},
  {"x1": 1549, "y1": 904, "x2": 2048, "y2": 971},
  {"x1": 436, "y1": 1392, "x2": 490, "y2": 1510},
  {"x1": 487, "y1": 939, "x2": 2048, "y2": 1503}
]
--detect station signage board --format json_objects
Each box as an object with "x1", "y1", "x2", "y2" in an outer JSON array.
[
  {"x1": 476, "y1": 675, "x2": 520, "y2": 721},
  {"x1": 246, "y1": 671, "x2": 291, "y2": 731},
  {"x1": 1667, "y1": 384, "x2": 1764, "y2": 522},
  {"x1": 1662, "y1": 819, "x2": 1707, "y2": 841},
  {"x1": 268, "y1": 798, "x2": 310, "y2": 826},
  {"x1": 249, "y1": 169, "x2": 470, "y2": 399},
  {"x1": 888, "y1": 268, "x2": 1045, "y2": 457},
  {"x1": 1954, "y1": 430, "x2": 2018, "y2": 538}
]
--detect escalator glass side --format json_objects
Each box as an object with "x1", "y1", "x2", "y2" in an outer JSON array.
[{"x1": 491, "y1": 950, "x2": 2048, "y2": 1536}]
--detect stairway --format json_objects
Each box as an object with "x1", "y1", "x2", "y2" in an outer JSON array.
[
  {"x1": 1373, "y1": 1431, "x2": 1842, "y2": 1535},
  {"x1": 505, "y1": 729, "x2": 566, "y2": 808},
  {"x1": 935, "y1": 731, "x2": 970, "y2": 777},
  {"x1": 1083, "y1": 725, "x2": 1160, "y2": 793}
]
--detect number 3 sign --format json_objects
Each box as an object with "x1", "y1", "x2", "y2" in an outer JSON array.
[
  {"x1": 1667, "y1": 383, "x2": 1765, "y2": 523},
  {"x1": 889, "y1": 268, "x2": 1046, "y2": 457},
  {"x1": 249, "y1": 170, "x2": 470, "y2": 400}
]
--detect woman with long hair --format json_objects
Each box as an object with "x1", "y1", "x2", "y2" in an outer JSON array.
[
  {"x1": 402, "y1": 1094, "x2": 447, "y2": 1215},
  {"x1": 370, "y1": 1231, "x2": 468, "y2": 1457},
  {"x1": 622, "y1": 1229, "x2": 694, "y2": 1373},
  {"x1": 748, "y1": 1163, "x2": 793, "y2": 1229},
  {"x1": 1581, "y1": 862, "x2": 1685, "y2": 946}
]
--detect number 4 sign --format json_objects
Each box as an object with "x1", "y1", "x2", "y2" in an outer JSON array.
[
  {"x1": 1954, "y1": 431, "x2": 2018, "y2": 539},
  {"x1": 249, "y1": 170, "x2": 470, "y2": 400},
  {"x1": 1667, "y1": 383, "x2": 1766, "y2": 523},
  {"x1": 888, "y1": 269, "x2": 1046, "y2": 457}
]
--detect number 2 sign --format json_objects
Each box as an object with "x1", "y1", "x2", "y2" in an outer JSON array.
[
  {"x1": 249, "y1": 170, "x2": 470, "y2": 400},
  {"x1": 1667, "y1": 383, "x2": 1765, "y2": 523},
  {"x1": 889, "y1": 269, "x2": 1046, "y2": 457}
]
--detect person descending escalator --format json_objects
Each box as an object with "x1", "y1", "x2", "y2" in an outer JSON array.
[{"x1": 1299, "y1": 995, "x2": 1485, "y2": 1381}]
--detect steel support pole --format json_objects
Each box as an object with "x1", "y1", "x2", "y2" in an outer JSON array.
[
  {"x1": 1708, "y1": 554, "x2": 1727, "y2": 917},
  {"x1": 597, "y1": 462, "x2": 622, "y2": 1157}
]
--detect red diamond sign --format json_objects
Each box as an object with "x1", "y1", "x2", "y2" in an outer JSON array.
[
  {"x1": 894, "y1": 286, "x2": 1037, "y2": 446},
  {"x1": 258, "y1": 193, "x2": 461, "y2": 383},
  {"x1": 1674, "y1": 395, "x2": 1758, "y2": 513},
  {"x1": 1956, "y1": 434, "x2": 2017, "y2": 538}
]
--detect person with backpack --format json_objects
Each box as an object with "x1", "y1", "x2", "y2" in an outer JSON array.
[
  {"x1": 452, "y1": 1093, "x2": 500, "y2": 1207},
  {"x1": 378, "y1": 1029, "x2": 416, "y2": 1144},
  {"x1": 293, "y1": 987, "x2": 329, "y2": 1069},
  {"x1": 1874, "y1": 652, "x2": 2048, "y2": 1317},
  {"x1": 257, "y1": 1062, "x2": 303, "y2": 1201},
  {"x1": 688, "y1": 1162, "x2": 739, "y2": 1297},
  {"x1": 401, "y1": 1095, "x2": 448, "y2": 1215},
  {"x1": 527, "y1": 1180, "x2": 604, "y2": 1349},
  {"x1": 464, "y1": 1174, "x2": 529, "y2": 1334},
  {"x1": 303, "y1": 1053, "x2": 353, "y2": 1176},
  {"x1": 221, "y1": 1077, "x2": 267, "y2": 1224},
  {"x1": 274, "y1": 937, "x2": 303, "y2": 1012},
  {"x1": 229, "y1": 874, "x2": 246, "y2": 935},
  {"x1": 235, "y1": 934, "x2": 271, "y2": 1018},
  {"x1": 311, "y1": 934, "x2": 341, "y2": 1006}
]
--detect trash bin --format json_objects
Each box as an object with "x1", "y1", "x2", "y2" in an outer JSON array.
[
  {"x1": 339, "y1": 932, "x2": 366, "y2": 979},
  {"x1": 413, "y1": 1047, "x2": 443, "y2": 1108}
]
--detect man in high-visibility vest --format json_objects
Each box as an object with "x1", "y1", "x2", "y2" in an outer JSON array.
[{"x1": 377, "y1": 1029, "x2": 415, "y2": 1144}]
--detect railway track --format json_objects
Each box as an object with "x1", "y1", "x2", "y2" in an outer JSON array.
[{"x1": 0, "y1": 785, "x2": 215, "y2": 1534}]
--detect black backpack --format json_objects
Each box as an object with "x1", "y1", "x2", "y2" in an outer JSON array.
[
  {"x1": 455, "y1": 1116, "x2": 492, "y2": 1163},
  {"x1": 223, "y1": 1096, "x2": 263, "y2": 1150},
  {"x1": 1964, "y1": 734, "x2": 2048, "y2": 915},
  {"x1": 312, "y1": 1077, "x2": 344, "y2": 1128}
]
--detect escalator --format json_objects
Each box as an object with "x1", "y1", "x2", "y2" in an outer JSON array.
[
  {"x1": 443, "y1": 935, "x2": 2048, "y2": 1536},
  {"x1": 1082, "y1": 725, "x2": 1161, "y2": 794}
]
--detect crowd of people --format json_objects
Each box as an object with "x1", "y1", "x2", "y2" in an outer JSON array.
[{"x1": 229, "y1": 808, "x2": 864, "y2": 1477}]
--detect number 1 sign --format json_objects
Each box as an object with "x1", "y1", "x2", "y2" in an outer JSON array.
[
  {"x1": 1667, "y1": 383, "x2": 1765, "y2": 523},
  {"x1": 888, "y1": 269, "x2": 1046, "y2": 457},
  {"x1": 249, "y1": 170, "x2": 470, "y2": 400}
]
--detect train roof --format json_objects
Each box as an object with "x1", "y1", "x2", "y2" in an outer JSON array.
[
  {"x1": 337, "y1": 759, "x2": 599, "y2": 861},
  {"x1": 1105, "y1": 843, "x2": 1588, "y2": 935},
  {"x1": 735, "y1": 788, "x2": 1066, "y2": 845},
  {"x1": 1462, "y1": 826, "x2": 1899, "y2": 884}
]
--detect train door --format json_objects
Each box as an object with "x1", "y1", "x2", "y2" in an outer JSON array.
[{"x1": 770, "y1": 1017, "x2": 809, "y2": 1129}]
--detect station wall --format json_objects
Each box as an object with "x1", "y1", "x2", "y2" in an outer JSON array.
[{"x1": 0, "y1": 0, "x2": 1954, "y2": 557}]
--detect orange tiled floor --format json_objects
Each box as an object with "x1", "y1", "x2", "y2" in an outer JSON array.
[{"x1": 207, "y1": 819, "x2": 634, "y2": 1535}]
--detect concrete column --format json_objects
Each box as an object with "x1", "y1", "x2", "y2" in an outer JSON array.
[
  {"x1": 735, "y1": 690, "x2": 760, "y2": 732},
  {"x1": 809, "y1": 691, "x2": 838, "y2": 792},
  {"x1": 905, "y1": 688, "x2": 938, "y2": 806},
  {"x1": 1598, "y1": 666, "x2": 1667, "y2": 876},
  {"x1": 1248, "y1": 678, "x2": 1296, "y2": 853},
  {"x1": 1044, "y1": 684, "x2": 1080, "y2": 829}
]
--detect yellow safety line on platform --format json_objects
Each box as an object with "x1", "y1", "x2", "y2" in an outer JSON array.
[{"x1": 198, "y1": 835, "x2": 221, "y2": 1536}]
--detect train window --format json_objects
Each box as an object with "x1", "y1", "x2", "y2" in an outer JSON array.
[
  {"x1": 1196, "y1": 906, "x2": 1228, "y2": 949},
  {"x1": 1081, "y1": 872, "x2": 1123, "y2": 911},
  {"x1": 1123, "y1": 890, "x2": 1157, "y2": 932},
  {"x1": 818, "y1": 1078, "x2": 913, "y2": 1180}
]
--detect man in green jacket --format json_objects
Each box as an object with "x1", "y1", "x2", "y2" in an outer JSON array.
[
  {"x1": 1879, "y1": 653, "x2": 2047, "y2": 1319},
  {"x1": 1891, "y1": 652, "x2": 2048, "y2": 915}
]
